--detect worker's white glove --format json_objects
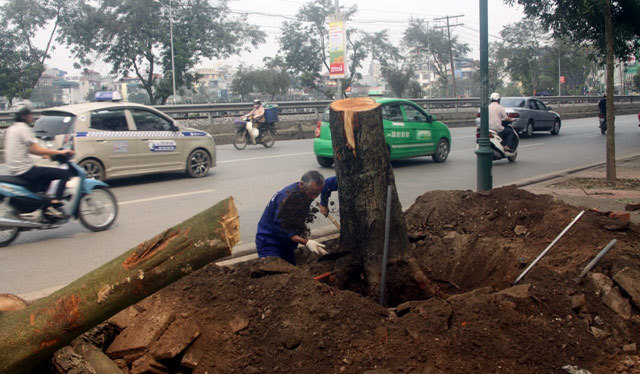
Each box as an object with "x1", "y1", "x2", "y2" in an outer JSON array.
[{"x1": 306, "y1": 240, "x2": 327, "y2": 256}]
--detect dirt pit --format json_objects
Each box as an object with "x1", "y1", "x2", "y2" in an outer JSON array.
[{"x1": 53, "y1": 186, "x2": 640, "y2": 373}]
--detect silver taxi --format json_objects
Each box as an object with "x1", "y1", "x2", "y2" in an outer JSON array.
[{"x1": 33, "y1": 101, "x2": 215, "y2": 180}]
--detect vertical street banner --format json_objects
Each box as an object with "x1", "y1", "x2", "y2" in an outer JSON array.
[{"x1": 329, "y1": 19, "x2": 346, "y2": 79}]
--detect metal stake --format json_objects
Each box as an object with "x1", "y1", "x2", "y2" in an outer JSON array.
[
  {"x1": 379, "y1": 185, "x2": 392, "y2": 306},
  {"x1": 514, "y1": 210, "x2": 585, "y2": 284}
]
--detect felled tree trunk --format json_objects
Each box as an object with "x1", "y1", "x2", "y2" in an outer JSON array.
[
  {"x1": 329, "y1": 98, "x2": 434, "y2": 304},
  {"x1": 0, "y1": 197, "x2": 239, "y2": 374}
]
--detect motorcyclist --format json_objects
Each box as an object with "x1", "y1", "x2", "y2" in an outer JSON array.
[
  {"x1": 488, "y1": 92, "x2": 515, "y2": 152},
  {"x1": 4, "y1": 100, "x2": 75, "y2": 218},
  {"x1": 598, "y1": 94, "x2": 607, "y2": 116},
  {"x1": 243, "y1": 99, "x2": 265, "y2": 144}
]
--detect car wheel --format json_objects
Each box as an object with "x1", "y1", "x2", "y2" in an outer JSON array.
[
  {"x1": 186, "y1": 149, "x2": 211, "y2": 178},
  {"x1": 316, "y1": 156, "x2": 334, "y2": 167},
  {"x1": 550, "y1": 119, "x2": 561, "y2": 135},
  {"x1": 431, "y1": 139, "x2": 450, "y2": 163},
  {"x1": 79, "y1": 159, "x2": 106, "y2": 180},
  {"x1": 523, "y1": 121, "x2": 534, "y2": 138}
]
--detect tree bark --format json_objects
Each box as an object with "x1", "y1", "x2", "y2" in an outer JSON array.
[
  {"x1": 603, "y1": 0, "x2": 617, "y2": 181},
  {"x1": 0, "y1": 197, "x2": 239, "y2": 374},
  {"x1": 329, "y1": 97, "x2": 429, "y2": 303}
]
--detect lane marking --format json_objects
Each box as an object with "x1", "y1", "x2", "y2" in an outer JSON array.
[
  {"x1": 519, "y1": 143, "x2": 545, "y2": 148},
  {"x1": 120, "y1": 189, "x2": 215, "y2": 206},
  {"x1": 218, "y1": 152, "x2": 313, "y2": 164}
]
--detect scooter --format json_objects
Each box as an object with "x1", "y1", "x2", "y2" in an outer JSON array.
[
  {"x1": 599, "y1": 113, "x2": 607, "y2": 135},
  {"x1": 232, "y1": 117, "x2": 276, "y2": 150},
  {"x1": 476, "y1": 121, "x2": 519, "y2": 162},
  {"x1": 0, "y1": 154, "x2": 118, "y2": 247}
]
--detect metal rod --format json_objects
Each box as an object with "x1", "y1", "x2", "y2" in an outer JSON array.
[
  {"x1": 575, "y1": 239, "x2": 617, "y2": 283},
  {"x1": 514, "y1": 210, "x2": 585, "y2": 284},
  {"x1": 379, "y1": 185, "x2": 392, "y2": 306}
]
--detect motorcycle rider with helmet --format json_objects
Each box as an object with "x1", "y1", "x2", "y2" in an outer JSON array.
[
  {"x1": 4, "y1": 100, "x2": 75, "y2": 218},
  {"x1": 243, "y1": 99, "x2": 265, "y2": 144},
  {"x1": 488, "y1": 92, "x2": 515, "y2": 152}
]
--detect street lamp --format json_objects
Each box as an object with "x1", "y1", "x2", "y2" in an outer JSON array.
[{"x1": 154, "y1": 0, "x2": 177, "y2": 104}]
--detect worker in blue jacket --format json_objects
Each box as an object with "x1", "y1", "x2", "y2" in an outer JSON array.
[
  {"x1": 256, "y1": 170, "x2": 328, "y2": 265},
  {"x1": 318, "y1": 176, "x2": 338, "y2": 217}
]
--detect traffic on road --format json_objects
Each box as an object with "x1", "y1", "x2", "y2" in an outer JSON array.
[{"x1": 1, "y1": 113, "x2": 639, "y2": 299}]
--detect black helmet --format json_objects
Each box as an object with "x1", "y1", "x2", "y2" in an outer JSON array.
[{"x1": 12, "y1": 100, "x2": 34, "y2": 121}]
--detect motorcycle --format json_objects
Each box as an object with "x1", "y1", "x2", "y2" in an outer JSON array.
[
  {"x1": 599, "y1": 113, "x2": 607, "y2": 135},
  {"x1": 476, "y1": 121, "x2": 520, "y2": 162},
  {"x1": 233, "y1": 118, "x2": 276, "y2": 150},
  {"x1": 0, "y1": 154, "x2": 118, "y2": 247}
]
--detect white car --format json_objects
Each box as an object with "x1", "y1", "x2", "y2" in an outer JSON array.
[{"x1": 33, "y1": 101, "x2": 215, "y2": 180}]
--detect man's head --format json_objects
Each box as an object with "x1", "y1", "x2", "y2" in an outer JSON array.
[
  {"x1": 300, "y1": 170, "x2": 325, "y2": 200},
  {"x1": 490, "y1": 92, "x2": 501, "y2": 103},
  {"x1": 253, "y1": 99, "x2": 262, "y2": 107},
  {"x1": 12, "y1": 100, "x2": 34, "y2": 124}
]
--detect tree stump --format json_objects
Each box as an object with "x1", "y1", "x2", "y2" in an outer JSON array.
[
  {"x1": 329, "y1": 97, "x2": 433, "y2": 303},
  {"x1": 0, "y1": 196, "x2": 240, "y2": 374}
]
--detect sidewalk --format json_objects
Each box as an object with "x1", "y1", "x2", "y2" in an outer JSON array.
[{"x1": 521, "y1": 154, "x2": 640, "y2": 224}]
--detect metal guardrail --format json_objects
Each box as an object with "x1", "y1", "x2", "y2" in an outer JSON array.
[{"x1": 0, "y1": 95, "x2": 637, "y2": 124}]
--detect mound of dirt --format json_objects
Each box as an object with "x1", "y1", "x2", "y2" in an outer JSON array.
[{"x1": 55, "y1": 186, "x2": 640, "y2": 373}]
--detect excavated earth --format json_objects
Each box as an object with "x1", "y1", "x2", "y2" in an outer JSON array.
[{"x1": 52, "y1": 186, "x2": 640, "y2": 373}]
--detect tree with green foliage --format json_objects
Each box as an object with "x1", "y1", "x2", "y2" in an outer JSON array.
[
  {"x1": 381, "y1": 65, "x2": 413, "y2": 97},
  {"x1": 278, "y1": 0, "x2": 399, "y2": 99},
  {"x1": 504, "y1": 0, "x2": 640, "y2": 181},
  {"x1": 0, "y1": 0, "x2": 67, "y2": 104},
  {"x1": 231, "y1": 66, "x2": 256, "y2": 102},
  {"x1": 58, "y1": 0, "x2": 264, "y2": 105},
  {"x1": 402, "y1": 18, "x2": 470, "y2": 97}
]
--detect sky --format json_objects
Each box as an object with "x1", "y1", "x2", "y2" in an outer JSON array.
[{"x1": 39, "y1": 0, "x2": 526, "y2": 76}]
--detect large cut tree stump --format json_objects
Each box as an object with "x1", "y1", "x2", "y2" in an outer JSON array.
[
  {"x1": 329, "y1": 97, "x2": 433, "y2": 303},
  {"x1": 0, "y1": 197, "x2": 239, "y2": 374}
]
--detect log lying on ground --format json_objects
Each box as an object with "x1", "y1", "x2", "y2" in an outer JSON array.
[{"x1": 0, "y1": 196, "x2": 239, "y2": 374}]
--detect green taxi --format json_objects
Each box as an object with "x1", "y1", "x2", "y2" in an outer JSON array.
[{"x1": 313, "y1": 97, "x2": 451, "y2": 167}]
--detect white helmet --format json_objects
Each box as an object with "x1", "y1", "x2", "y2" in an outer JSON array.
[
  {"x1": 11, "y1": 99, "x2": 34, "y2": 121},
  {"x1": 490, "y1": 92, "x2": 501, "y2": 101}
]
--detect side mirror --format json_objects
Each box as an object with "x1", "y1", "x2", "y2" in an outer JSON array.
[
  {"x1": 427, "y1": 114, "x2": 436, "y2": 122},
  {"x1": 547, "y1": 106, "x2": 553, "y2": 110},
  {"x1": 171, "y1": 125, "x2": 180, "y2": 132}
]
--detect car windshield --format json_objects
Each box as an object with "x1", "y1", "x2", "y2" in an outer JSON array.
[
  {"x1": 33, "y1": 111, "x2": 76, "y2": 140},
  {"x1": 501, "y1": 98, "x2": 526, "y2": 108}
]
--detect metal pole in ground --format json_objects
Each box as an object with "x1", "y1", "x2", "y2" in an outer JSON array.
[
  {"x1": 379, "y1": 185, "x2": 392, "y2": 306},
  {"x1": 514, "y1": 210, "x2": 585, "y2": 284},
  {"x1": 575, "y1": 239, "x2": 617, "y2": 284}
]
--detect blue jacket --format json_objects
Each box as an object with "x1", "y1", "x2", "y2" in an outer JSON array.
[
  {"x1": 256, "y1": 182, "x2": 305, "y2": 263},
  {"x1": 320, "y1": 176, "x2": 338, "y2": 208}
]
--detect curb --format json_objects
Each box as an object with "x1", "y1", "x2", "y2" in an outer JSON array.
[{"x1": 504, "y1": 152, "x2": 640, "y2": 188}]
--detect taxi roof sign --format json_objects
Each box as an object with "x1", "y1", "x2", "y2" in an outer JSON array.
[
  {"x1": 95, "y1": 91, "x2": 123, "y2": 102},
  {"x1": 368, "y1": 90, "x2": 383, "y2": 96}
]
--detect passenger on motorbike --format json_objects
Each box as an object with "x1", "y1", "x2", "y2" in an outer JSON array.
[
  {"x1": 4, "y1": 100, "x2": 75, "y2": 218},
  {"x1": 488, "y1": 92, "x2": 515, "y2": 152},
  {"x1": 243, "y1": 99, "x2": 265, "y2": 144}
]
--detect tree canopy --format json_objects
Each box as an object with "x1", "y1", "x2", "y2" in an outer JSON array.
[
  {"x1": 0, "y1": 0, "x2": 66, "y2": 103},
  {"x1": 57, "y1": 0, "x2": 265, "y2": 104},
  {"x1": 504, "y1": 0, "x2": 640, "y2": 60}
]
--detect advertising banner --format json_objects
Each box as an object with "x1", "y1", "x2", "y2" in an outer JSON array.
[{"x1": 329, "y1": 20, "x2": 346, "y2": 79}]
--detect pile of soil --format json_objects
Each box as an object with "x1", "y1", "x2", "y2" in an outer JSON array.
[{"x1": 62, "y1": 186, "x2": 640, "y2": 373}]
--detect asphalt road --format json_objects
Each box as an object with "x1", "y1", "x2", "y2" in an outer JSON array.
[{"x1": 1, "y1": 114, "x2": 638, "y2": 298}]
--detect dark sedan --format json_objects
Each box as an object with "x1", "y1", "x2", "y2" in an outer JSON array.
[{"x1": 476, "y1": 97, "x2": 562, "y2": 137}]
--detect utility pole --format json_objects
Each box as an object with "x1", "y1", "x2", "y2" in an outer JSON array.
[
  {"x1": 434, "y1": 14, "x2": 464, "y2": 98},
  {"x1": 427, "y1": 20, "x2": 432, "y2": 99},
  {"x1": 475, "y1": 1, "x2": 492, "y2": 191},
  {"x1": 558, "y1": 56, "x2": 561, "y2": 96}
]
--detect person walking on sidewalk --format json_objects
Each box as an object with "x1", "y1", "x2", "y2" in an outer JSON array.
[{"x1": 256, "y1": 170, "x2": 328, "y2": 265}]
